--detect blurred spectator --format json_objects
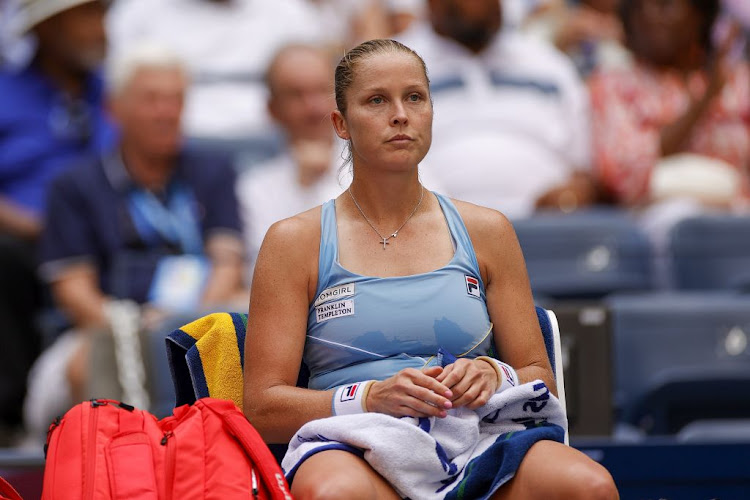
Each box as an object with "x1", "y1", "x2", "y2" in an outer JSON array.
[
  {"x1": 236, "y1": 44, "x2": 345, "y2": 272},
  {"x1": 307, "y1": 0, "x2": 424, "y2": 48},
  {"x1": 0, "y1": 0, "x2": 114, "y2": 442},
  {"x1": 398, "y1": 0, "x2": 599, "y2": 219},
  {"x1": 524, "y1": 0, "x2": 631, "y2": 77},
  {"x1": 24, "y1": 43, "x2": 246, "y2": 441},
  {"x1": 590, "y1": 0, "x2": 750, "y2": 288},
  {"x1": 589, "y1": 0, "x2": 750, "y2": 209},
  {"x1": 0, "y1": 0, "x2": 33, "y2": 69},
  {"x1": 107, "y1": 0, "x2": 325, "y2": 140}
]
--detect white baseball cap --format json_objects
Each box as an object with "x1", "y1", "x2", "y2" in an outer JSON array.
[{"x1": 17, "y1": 0, "x2": 101, "y2": 33}]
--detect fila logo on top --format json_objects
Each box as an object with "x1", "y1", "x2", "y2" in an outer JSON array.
[{"x1": 465, "y1": 275, "x2": 480, "y2": 298}]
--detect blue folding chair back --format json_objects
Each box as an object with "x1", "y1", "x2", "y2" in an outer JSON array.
[
  {"x1": 669, "y1": 215, "x2": 750, "y2": 291},
  {"x1": 607, "y1": 293, "x2": 750, "y2": 436},
  {"x1": 514, "y1": 211, "x2": 652, "y2": 299}
]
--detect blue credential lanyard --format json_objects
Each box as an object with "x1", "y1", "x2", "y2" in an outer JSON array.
[{"x1": 128, "y1": 182, "x2": 204, "y2": 256}]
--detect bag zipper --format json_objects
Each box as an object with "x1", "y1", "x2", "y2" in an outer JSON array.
[
  {"x1": 161, "y1": 430, "x2": 175, "y2": 500},
  {"x1": 84, "y1": 400, "x2": 105, "y2": 500},
  {"x1": 251, "y1": 469, "x2": 259, "y2": 500}
]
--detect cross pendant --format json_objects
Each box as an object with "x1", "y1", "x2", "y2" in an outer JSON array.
[{"x1": 381, "y1": 238, "x2": 389, "y2": 250}]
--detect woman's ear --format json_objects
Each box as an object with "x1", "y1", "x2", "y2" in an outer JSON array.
[{"x1": 331, "y1": 110, "x2": 350, "y2": 140}]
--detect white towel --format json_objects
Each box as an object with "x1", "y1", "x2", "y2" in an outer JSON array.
[{"x1": 282, "y1": 380, "x2": 567, "y2": 500}]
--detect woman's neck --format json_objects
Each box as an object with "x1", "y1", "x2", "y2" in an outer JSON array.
[{"x1": 346, "y1": 164, "x2": 423, "y2": 225}]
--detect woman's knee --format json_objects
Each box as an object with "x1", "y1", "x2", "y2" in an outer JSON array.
[
  {"x1": 293, "y1": 475, "x2": 376, "y2": 500},
  {"x1": 290, "y1": 451, "x2": 398, "y2": 500},
  {"x1": 566, "y1": 460, "x2": 619, "y2": 500}
]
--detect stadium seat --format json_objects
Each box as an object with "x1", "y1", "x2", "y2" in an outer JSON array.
[
  {"x1": 669, "y1": 215, "x2": 750, "y2": 291},
  {"x1": 514, "y1": 210, "x2": 652, "y2": 299},
  {"x1": 607, "y1": 293, "x2": 750, "y2": 436}
]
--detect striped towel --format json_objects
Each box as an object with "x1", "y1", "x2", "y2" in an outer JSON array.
[
  {"x1": 282, "y1": 380, "x2": 566, "y2": 500},
  {"x1": 166, "y1": 312, "x2": 247, "y2": 411}
]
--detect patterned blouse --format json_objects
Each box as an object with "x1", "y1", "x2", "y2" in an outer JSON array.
[{"x1": 589, "y1": 61, "x2": 750, "y2": 204}]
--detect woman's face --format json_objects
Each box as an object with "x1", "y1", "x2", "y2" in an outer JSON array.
[
  {"x1": 629, "y1": 0, "x2": 703, "y2": 66},
  {"x1": 332, "y1": 51, "x2": 433, "y2": 173}
]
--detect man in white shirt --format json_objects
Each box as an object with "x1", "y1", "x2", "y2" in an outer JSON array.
[
  {"x1": 107, "y1": 0, "x2": 324, "y2": 139},
  {"x1": 399, "y1": 0, "x2": 599, "y2": 219},
  {"x1": 236, "y1": 45, "x2": 345, "y2": 270}
]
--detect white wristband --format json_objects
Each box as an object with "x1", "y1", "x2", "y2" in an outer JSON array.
[
  {"x1": 476, "y1": 357, "x2": 519, "y2": 394},
  {"x1": 332, "y1": 380, "x2": 375, "y2": 416}
]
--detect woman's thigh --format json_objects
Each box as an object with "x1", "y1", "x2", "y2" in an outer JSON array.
[
  {"x1": 290, "y1": 449, "x2": 402, "y2": 500},
  {"x1": 494, "y1": 440, "x2": 619, "y2": 500}
]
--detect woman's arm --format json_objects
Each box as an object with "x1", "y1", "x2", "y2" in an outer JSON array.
[
  {"x1": 242, "y1": 210, "x2": 334, "y2": 443},
  {"x1": 460, "y1": 202, "x2": 557, "y2": 396}
]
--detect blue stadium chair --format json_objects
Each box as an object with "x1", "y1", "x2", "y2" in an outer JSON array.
[
  {"x1": 513, "y1": 211, "x2": 652, "y2": 299},
  {"x1": 669, "y1": 215, "x2": 750, "y2": 291},
  {"x1": 607, "y1": 293, "x2": 750, "y2": 436}
]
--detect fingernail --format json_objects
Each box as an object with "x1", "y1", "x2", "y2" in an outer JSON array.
[
  {"x1": 438, "y1": 411, "x2": 447, "y2": 418},
  {"x1": 444, "y1": 390, "x2": 453, "y2": 398},
  {"x1": 443, "y1": 400, "x2": 452, "y2": 409}
]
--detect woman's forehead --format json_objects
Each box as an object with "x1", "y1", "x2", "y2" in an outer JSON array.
[{"x1": 350, "y1": 52, "x2": 428, "y2": 90}]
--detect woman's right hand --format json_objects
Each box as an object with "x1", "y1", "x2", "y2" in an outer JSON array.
[{"x1": 365, "y1": 366, "x2": 454, "y2": 418}]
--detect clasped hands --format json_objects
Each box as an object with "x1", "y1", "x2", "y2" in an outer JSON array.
[{"x1": 365, "y1": 358, "x2": 499, "y2": 418}]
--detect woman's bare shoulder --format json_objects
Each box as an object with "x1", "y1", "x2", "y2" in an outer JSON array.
[
  {"x1": 450, "y1": 198, "x2": 515, "y2": 241},
  {"x1": 259, "y1": 205, "x2": 322, "y2": 260}
]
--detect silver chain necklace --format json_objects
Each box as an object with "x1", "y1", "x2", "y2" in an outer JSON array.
[{"x1": 347, "y1": 185, "x2": 425, "y2": 250}]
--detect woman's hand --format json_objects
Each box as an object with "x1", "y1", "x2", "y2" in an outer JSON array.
[
  {"x1": 366, "y1": 366, "x2": 454, "y2": 418},
  {"x1": 435, "y1": 358, "x2": 499, "y2": 410}
]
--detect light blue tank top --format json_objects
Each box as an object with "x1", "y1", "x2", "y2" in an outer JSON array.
[{"x1": 305, "y1": 192, "x2": 494, "y2": 390}]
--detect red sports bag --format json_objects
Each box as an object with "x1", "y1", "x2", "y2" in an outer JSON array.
[
  {"x1": 42, "y1": 398, "x2": 292, "y2": 499},
  {"x1": 0, "y1": 476, "x2": 23, "y2": 500}
]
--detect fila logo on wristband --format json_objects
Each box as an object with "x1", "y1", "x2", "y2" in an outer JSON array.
[
  {"x1": 501, "y1": 364, "x2": 516, "y2": 386},
  {"x1": 340, "y1": 383, "x2": 360, "y2": 402},
  {"x1": 332, "y1": 381, "x2": 374, "y2": 415}
]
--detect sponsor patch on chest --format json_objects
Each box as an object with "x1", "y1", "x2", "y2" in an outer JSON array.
[
  {"x1": 315, "y1": 299, "x2": 355, "y2": 323},
  {"x1": 314, "y1": 283, "x2": 355, "y2": 307},
  {"x1": 465, "y1": 275, "x2": 480, "y2": 298}
]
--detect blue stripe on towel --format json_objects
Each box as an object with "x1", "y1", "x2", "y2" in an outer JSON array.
[
  {"x1": 445, "y1": 424, "x2": 565, "y2": 500},
  {"x1": 186, "y1": 341, "x2": 209, "y2": 400},
  {"x1": 166, "y1": 328, "x2": 202, "y2": 405},
  {"x1": 167, "y1": 328, "x2": 197, "y2": 350},
  {"x1": 230, "y1": 312, "x2": 248, "y2": 368}
]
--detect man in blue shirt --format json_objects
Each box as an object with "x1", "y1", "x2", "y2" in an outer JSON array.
[
  {"x1": 25, "y1": 43, "x2": 246, "y2": 439},
  {"x1": 0, "y1": 0, "x2": 114, "y2": 441}
]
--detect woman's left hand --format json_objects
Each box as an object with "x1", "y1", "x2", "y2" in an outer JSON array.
[{"x1": 434, "y1": 358, "x2": 499, "y2": 410}]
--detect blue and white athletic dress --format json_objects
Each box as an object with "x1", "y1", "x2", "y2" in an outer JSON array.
[
  {"x1": 305, "y1": 192, "x2": 495, "y2": 391},
  {"x1": 285, "y1": 193, "x2": 567, "y2": 499}
]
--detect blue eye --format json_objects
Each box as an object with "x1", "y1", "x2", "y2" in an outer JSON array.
[
  {"x1": 371, "y1": 96, "x2": 383, "y2": 104},
  {"x1": 408, "y1": 93, "x2": 421, "y2": 102}
]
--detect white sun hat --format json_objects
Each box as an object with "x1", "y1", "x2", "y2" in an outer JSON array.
[{"x1": 17, "y1": 0, "x2": 100, "y2": 33}]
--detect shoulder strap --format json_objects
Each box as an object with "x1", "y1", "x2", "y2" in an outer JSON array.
[
  {"x1": 316, "y1": 200, "x2": 338, "y2": 297},
  {"x1": 434, "y1": 192, "x2": 482, "y2": 279},
  {"x1": 197, "y1": 399, "x2": 292, "y2": 500}
]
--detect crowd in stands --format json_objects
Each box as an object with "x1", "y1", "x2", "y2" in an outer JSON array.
[{"x1": 1, "y1": 0, "x2": 749, "y2": 448}]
